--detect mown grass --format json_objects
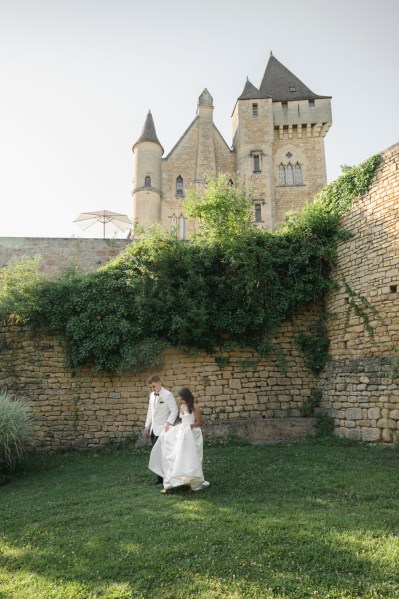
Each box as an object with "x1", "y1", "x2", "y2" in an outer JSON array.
[{"x1": 1, "y1": 438, "x2": 399, "y2": 598}]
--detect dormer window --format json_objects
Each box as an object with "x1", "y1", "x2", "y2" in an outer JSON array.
[
  {"x1": 144, "y1": 176, "x2": 151, "y2": 187},
  {"x1": 176, "y1": 176, "x2": 184, "y2": 197},
  {"x1": 289, "y1": 86, "x2": 296, "y2": 93},
  {"x1": 252, "y1": 103, "x2": 258, "y2": 117}
]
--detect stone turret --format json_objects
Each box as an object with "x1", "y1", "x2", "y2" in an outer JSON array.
[
  {"x1": 195, "y1": 89, "x2": 216, "y2": 181},
  {"x1": 132, "y1": 111, "x2": 164, "y2": 228}
]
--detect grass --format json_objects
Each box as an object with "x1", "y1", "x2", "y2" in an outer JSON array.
[{"x1": 1, "y1": 438, "x2": 399, "y2": 598}]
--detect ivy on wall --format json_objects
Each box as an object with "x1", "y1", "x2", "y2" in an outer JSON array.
[{"x1": 0, "y1": 155, "x2": 382, "y2": 373}]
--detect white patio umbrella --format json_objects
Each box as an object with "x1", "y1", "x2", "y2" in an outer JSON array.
[{"x1": 73, "y1": 210, "x2": 131, "y2": 238}]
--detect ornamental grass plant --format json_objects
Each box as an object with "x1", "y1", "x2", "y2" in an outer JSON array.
[{"x1": 0, "y1": 389, "x2": 35, "y2": 474}]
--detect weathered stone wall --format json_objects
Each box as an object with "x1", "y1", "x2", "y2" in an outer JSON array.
[
  {"x1": 0, "y1": 305, "x2": 320, "y2": 450},
  {"x1": 0, "y1": 237, "x2": 129, "y2": 278},
  {"x1": 322, "y1": 143, "x2": 399, "y2": 443}
]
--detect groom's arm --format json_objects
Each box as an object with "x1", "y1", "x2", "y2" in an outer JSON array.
[{"x1": 164, "y1": 391, "x2": 178, "y2": 427}]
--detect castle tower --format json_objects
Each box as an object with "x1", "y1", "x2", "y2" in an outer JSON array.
[
  {"x1": 131, "y1": 53, "x2": 332, "y2": 235},
  {"x1": 232, "y1": 78, "x2": 275, "y2": 229},
  {"x1": 232, "y1": 53, "x2": 332, "y2": 230},
  {"x1": 260, "y1": 53, "x2": 332, "y2": 227},
  {"x1": 132, "y1": 111, "x2": 164, "y2": 228}
]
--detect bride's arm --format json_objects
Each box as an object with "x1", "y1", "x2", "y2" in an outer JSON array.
[{"x1": 190, "y1": 404, "x2": 203, "y2": 429}]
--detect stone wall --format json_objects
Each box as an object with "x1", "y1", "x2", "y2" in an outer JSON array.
[
  {"x1": 1, "y1": 142, "x2": 398, "y2": 447},
  {"x1": 0, "y1": 305, "x2": 320, "y2": 450},
  {"x1": 322, "y1": 142, "x2": 399, "y2": 443},
  {"x1": 0, "y1": 237, "x2": 129, "y2": 278}
]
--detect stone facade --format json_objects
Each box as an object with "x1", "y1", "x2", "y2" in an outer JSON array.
[
  {"x1": 321, "y1": 142, "x2": 399, "y2": 443},
  {"x1": 132, "y1": 54, "x2": 332, "y2": 235}
]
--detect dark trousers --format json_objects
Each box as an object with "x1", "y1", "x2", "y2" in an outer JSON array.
[{"x1": 151, "y1": 432, "x2": 163, "y2": 483}]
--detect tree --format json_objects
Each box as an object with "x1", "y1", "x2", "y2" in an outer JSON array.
[{"x1": 183, "y1": 173, "x2": 256, "y2": 243}]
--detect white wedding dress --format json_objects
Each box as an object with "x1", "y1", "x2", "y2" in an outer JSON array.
[{"x1": 149, "y1": 407, "x2": 210, "y2": 491}]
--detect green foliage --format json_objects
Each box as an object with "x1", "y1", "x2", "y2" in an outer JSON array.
[
  {"x1": 343, "y1": 277, "x2": 380, "y2": 337},
  {"x1": 183, "y1": 172, "x2": 255, "y2": 242},
  {"x1": 300, "y1": 387, "x2": 323, "y2": 417},
  {"x1": 296, "y1": 316, "x2": 330, "y2": 375},
  {"x1": 315, "y1": 413, "x2": 335, "y2": 437},
  {"x1": 313, "y1": 153, "x2": 383, "y2": 215},
  {"x1": 0, "y1": 154, "x2": 382, "y2": 373},
  {"x1": 0, "y1": 256, "x2": 43, "y2": 323},
  {"x1": 0, "y1": 389, "x2": 35, "y2": 473}
]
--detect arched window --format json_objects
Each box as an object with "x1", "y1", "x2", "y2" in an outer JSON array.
[
  {"x1": 255, "y1": 204, "x2": 262, "y2": 223},
  {"x1": 176, "y1": 176, "x2": 184, "y2": 197},
  {"x1": 279, "y1": 164, "x2": 286, "y2": 185},
  {"x1": 144, "y1": 175, "x2": 151, "y2": 187},
  {"x1": 294, "y1": 162, "x2": 302, "y2": 185},
  {"x1": 286, "y1": 163, "x2": 294, "y2": 186}
]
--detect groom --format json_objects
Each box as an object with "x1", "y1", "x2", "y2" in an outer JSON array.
[{"x1": 144, "y1": 374, "x2": 178, "y2": 484}]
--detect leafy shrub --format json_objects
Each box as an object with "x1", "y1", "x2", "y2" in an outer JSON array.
[
  {"x1": 0, "y1": 389, "x2": 35, "y2": 473},
  {"x1": 300, "y1": 388, "x2": 323, "y2": 417},
  {"x1": 0, "y1": 154, "x2": 382, "y2": 373}
]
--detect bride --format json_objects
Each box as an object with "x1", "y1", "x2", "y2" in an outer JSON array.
[{"x1": 149, "y1": 387, "x2": 210, "y2": 493}]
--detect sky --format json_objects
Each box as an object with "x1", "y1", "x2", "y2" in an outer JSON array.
[{"x1": 1, "y1": 0, "x2": 398, "y2": 239}]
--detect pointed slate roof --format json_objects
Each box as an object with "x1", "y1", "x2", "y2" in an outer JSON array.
[
  {"x1": 133, "y1": 111, "x2": 164, "y2": 152},
  {"x1": 198, "y1": 88, "x2": 214, "y2": 107},
  {"x1": 258, "y1": 53, "x2": 331, "y2": 102},
  {"x1": 237, "y1": 77, "x2": 265, "y2": 100}
]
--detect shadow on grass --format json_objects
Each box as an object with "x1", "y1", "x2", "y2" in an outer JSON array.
[{"x1": 1, "y1": 439, "x2": 399, "y2": 598}]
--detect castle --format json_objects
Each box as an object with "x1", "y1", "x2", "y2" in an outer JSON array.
[{"x1": 132, "y1": 53, "x2": 332, "y2": 236}]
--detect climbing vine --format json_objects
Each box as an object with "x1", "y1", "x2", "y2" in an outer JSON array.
[{"x1": 0, "y1": 154, "x2": 382, "y2": 373}]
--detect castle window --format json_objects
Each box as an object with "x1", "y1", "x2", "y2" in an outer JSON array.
[
  {"x1": 252, "y1": 103, "x2": 258, "y2": 117},
  {"x1": 253, "y1": 154, "x2": 261, "y2": 173},
  {"x1": 279, "y1": 164, "x2": 286, "y2": 185},
  {"x1": 176, "y1": 176, "x2": 184, "y2": 197},
  {"x1": 286, "y1": 163, "x2": 294, "y2": 186},
  {"x1": 255, "y1": 204, "x2": 262, "y2": 222},
  {"x1": 278, "y1": 162, "x2": 303, "y2": 186},
  {"x1": 178, "y1": 215, "x2": 186, "y2": 240},
  {"x1": 294, "y1": 162, "x2": 302, "y2": 185},
  {"x1": 309, "y1": 100, "x2": 316, "y2": 109},
  {"x1": 282, "y1": 101, "x2": 288, "y2": 109},
  {"x1": 144, "y1": 176, "x2": 151, "y2": 187}
]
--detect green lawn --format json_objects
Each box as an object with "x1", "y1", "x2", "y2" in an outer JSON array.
[{"x1": 1, "y1": 438, "x2": 399, "y2": 598}]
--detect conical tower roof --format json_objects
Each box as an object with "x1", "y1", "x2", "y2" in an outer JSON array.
[
  {"x1": 133, "y1": 111, "x2": 164, "y2": 152},
  {"x1": 258, "y1": 53, "x2": 331, "y2": 102},
  {"x1": 237, "y1": 77, "x2": 265, "y2": 100}
]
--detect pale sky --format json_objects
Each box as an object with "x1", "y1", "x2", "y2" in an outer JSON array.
[{"x1": 1, "y1": 0, "x2": 398, "y2": 238}]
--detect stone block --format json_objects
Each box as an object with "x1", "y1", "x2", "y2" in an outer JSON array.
[{"x1": 361, "y1": 428, "x2": 381, "y2": 442}]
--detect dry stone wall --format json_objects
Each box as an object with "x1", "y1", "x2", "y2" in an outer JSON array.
[
  {"x1": 0, "y1": 142, "x2": 398, "y2": 447},
  {"x1": 0, "y1": 306, "x2": 320, "y2": 450},
  {"x1": 322, "y1": 143, "x2": 399, "y2": 443},
  {"x1": 0, "y1": 237, "x2": 129, "y2": 278}
]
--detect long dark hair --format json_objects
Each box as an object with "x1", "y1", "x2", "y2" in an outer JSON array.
[{"x1": 178, "y1": 387, "x2": 195, "y2": 413}]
